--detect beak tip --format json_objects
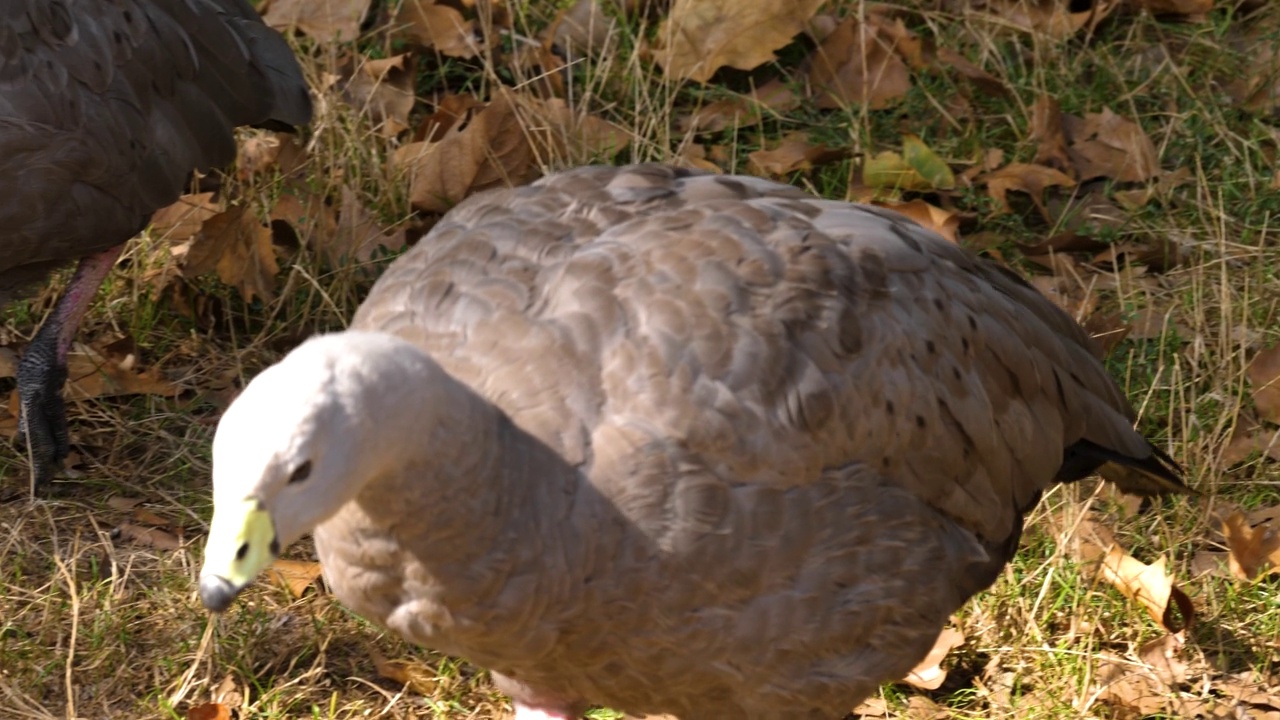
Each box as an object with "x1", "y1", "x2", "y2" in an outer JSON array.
[{"x1": 199, "y1": 574, "x2": 241, "y2": 613}]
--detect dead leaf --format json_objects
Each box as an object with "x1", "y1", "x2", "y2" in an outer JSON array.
[
  {"x1": 1222, "y1": 423, "x2": 1280, "y2": 465},
  {"x1": 1065, "y1": 108, "x2": 1161, "y2": 183},
  {"x1": 1248, "y1": 345, "x2": 1280, "y2": 424},
  {"x1": 323, "y1": 186, "x2": 408, "y2": 266},
  {"x1": 966, "y1": 0, "x2": 1120, "y2": 39},
  {"x1": 805, "y1": 13, "x2": 913, "y2": 110},
  {"x1": 548, "y1": 0, "x2": 619, "y2": 56},
  {"x1": 935, "y1": 47, "x2": 1010, "y2": 98},
  {"x1": 1031, "y1": 94, "x2": 1072, "y2": 174},
  {"x1": 395, "y1": 0, "x2": 478, "y2": 57},
  {"x1": 674, "y1": 143, "x2": 723, "y2": 173},
  {"x1": 342, "y1": 54, "x2": 416, "y2": 137},
  {"x1": 150, "y1": 193, "x2": 224, "y2": 245},
  {"x1": 263, "y1": 0, "x2": 371, "y2": 42},
  {"x1": 653, "y1": 0, "x2": 826, "y2": 82},
  {"x1": 416, "y1": 93, "x2": 485, "y2": 142},
  {"x1": 876, "y1": 200, "x2": 960, "y2": 244},
  {"x1": 981, "y1": 163, "x2": 1077, "y2": 219},
  {"x1": 680, "y1": 78, "x2": 799, "y2": 134},
  {"x1": 183, "y1": 207, "x2": 280, "y2": 303},
  {"x1": 186, "y1": 703, "x2": 231, "y2": 720},
  {"x1": 1223, "y1": 511, "x2": 1280, "y2": 580},
  {"x1": 265, "y1": 559, "x2": 324, "y2": 599},
  {"x1": 747, "y1": 133, "x2": 843, "y2": 176},
  {"x1": 1129, "y1": 0, "x2": 1212, "y2": 16},
  {"x1": 864, "y1": 150, "x2": 933, "y2": 192},
  {"x1": 106, "y1": 496, "x2": 145, "y2": 512},
  {"x1": 113, "y1": 522, "x2": 181, "y2": 550},
  {"x1": 51, "y1": 344, "x2": 181, "y2": 402},
  {"x1": 901, "y1": 626, "x2": 964, "y2": 690}
]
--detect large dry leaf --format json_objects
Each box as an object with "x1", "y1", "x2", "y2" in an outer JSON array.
[
  {"x1": 805, "y1": 13, "x2": 913, "y2": 110},
  {"x1": 150, "y1": 193, "x2": 224, "y2": 245},
  {"x1": 1222, "y1": 510, "x2": 1280, "y2": 581},
  {"x1": 1222, "y1": 422, "x2": 1280, "y2": 465},
  {"x1": 113, "y1": 522, "x2": 182, "y2": 550},
  {"x1": 265, "y1": 559, "x2": 324, "y2": 599},
  {"x1": 182, "y1": 207, "x2": 280, "y2": 303},
  {"x1": 935, "y1": 47, "x2": 1010, "y2": 98},
  {"x1": 263, "y1": 0, "x2": 371, "y2": 42},
  {"x1": 1065, "y1": 108, "x2": 1161, "y2": 182},
  {"x1": 548, "y1": 0, "x2": 619, "y2": 56},
  {"x1": 981, "y1": 162, "x2": 1076, "y2": 219},
  {"x1": 395, "y1": 0, "x2": 478, "y2": 57},
  {"x1": 393, "y1": 93, "x2": 536, "y2": 213},
  {"x1": 1057, "y1": 515, "x2": 1194, "y2": 633},
  {"x1": 342, "y1": 54, "x2": 416, "y2": 137},
  {"x1": 746, "y1": 133, "x2": 843, "y2": 176},
  {"x1": 49, "y1": 344, "x2": 182, "y2": 403},
  {"x1": 653, "y1": 0, "x2": 826, "y2": 82},
  {"x1": 901, "y1": 626, "x2": 964, "y2": 690},
  {"x1": 1248, "y1": 345, "x2": 1280, "y2": 424}
]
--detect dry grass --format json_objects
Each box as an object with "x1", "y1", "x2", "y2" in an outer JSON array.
[{"x1": 1, "y1": 0, "x2": 1279, "y2": 718}]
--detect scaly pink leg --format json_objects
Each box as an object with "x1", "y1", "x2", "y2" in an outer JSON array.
[{"x1": 17, "y1": 245, "x2": 124, "y2": 488}]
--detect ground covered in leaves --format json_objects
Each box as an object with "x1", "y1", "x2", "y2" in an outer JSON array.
[{"x1": 1, "y1": 0, "x2": 1279, "y2": 718}]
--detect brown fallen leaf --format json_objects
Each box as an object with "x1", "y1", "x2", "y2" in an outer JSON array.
[
  {"x1": 1222, "y1": 423, "x2": 1280, "y2": 465},
  {"x1": 395, "y1": 0, "x2": 478, "y2": 57},
  {"x1": 901, "y1": 625, "x2": 964, "y2": 690},
  {"x1": 416, "y1": 93, "x2": 485, "y2": 142},
  {"x1": 182, "y1": 207, "x2": 280, "y2": 303},
  {"x1": 1065, "y1": 108, "x2": 1161, "y2": 183},
  {"x1": 186, "y1": 702, "x2": 231, "y2": 720},
  {"x1": 1248, "y1": 345, "x2": 1280, "y2": 424},
  {"x1": 263, "y1": 0, "x2": 371, "y2": 42},
  {"x1": 679, "y1": 78, "x2": 799, "y2": 134},
  {"x1": 547, "y1": 0, "x2": 619, "y2": 57},
  {"x1": 964, "y1": 0, "x2": 1120, "y2": 39},
  {"x1": 150, "y1": 193, "x2": 224, "y2": 245},
  {"x1": 370, "y1": 646, "x2": 444, "y2": 696},
  {"x1": 1031, "y1": 94, "x2": 1072, "y2": 174},
  {"x1": 1129, "y1": 0, "x2": 1212, "y2": 16},
  {"x1": 113, "y1": 522, "x2": 181, "y2": 550},
  {"x1": 981, "y1": 162, "x2": 1077, "y2": 219},
  {"x1": 322, "y1": 186, "x2": 409, "y2": 267},
  {"x1": 875, "y1": 200, "x2": 960, "y2": 244},
  {"x1": 106, "y1": 496, "x2": 146, "y2": 512},
  {"x1": 653, "y1": 0, "x2": 826, "y2": 82},
  {"x1": 805, "y1": 13, "x2": 913, "y2": 110},
  {"x1": 1055, "y1": 514, "x2": 1194, "y2": 633},
  {"x1": 342, "y1": 54, "x2": 416, "y2": 137},
  {"x1": 58, "y1": 344, "x2": 181, "y2": 402},
  {"x1": 935, "y1": 47, "x2": 1010, "y2": 99},
  {"x1": 746, "y1": 133, "x2": 843, "y2": 176},
  {"x1": 1222, "y1": 510, "x2": 1280, "y2": 581},
  {"x1": 674, "y1": 143, "x2": 723, "y2": 173},
  {"x1": 265, "y1": 558, "x2": 324, "y2": 599}
]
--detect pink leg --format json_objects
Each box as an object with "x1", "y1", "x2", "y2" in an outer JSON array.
[{"x1": 17, "y1": 245, "x2": 124, "y2": 487}]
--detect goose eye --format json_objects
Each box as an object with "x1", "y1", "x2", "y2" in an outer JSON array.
[{"x1": 287, "y1": 460, "x2": 313, "y2": 485}]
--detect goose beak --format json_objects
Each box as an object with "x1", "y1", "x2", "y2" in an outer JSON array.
[{"x1": 199, "y1": 497, "x2": 278, "y2": 612}]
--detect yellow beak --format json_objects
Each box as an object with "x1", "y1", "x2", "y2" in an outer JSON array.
[{"x1": 198, "y1": 497, "x2": 277, "y2": 612}]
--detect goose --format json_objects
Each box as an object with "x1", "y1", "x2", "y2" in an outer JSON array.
[
  {"x1": 198, "y1": 164, "x2": 1186, "y2": 719},
  {"x1": 0, "y1": 0, "x2": 312, "y2": 486}
]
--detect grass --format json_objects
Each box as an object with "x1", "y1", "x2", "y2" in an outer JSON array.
[{"x1": 1, "y1": 0, "x2": 1279, "y2": 717}]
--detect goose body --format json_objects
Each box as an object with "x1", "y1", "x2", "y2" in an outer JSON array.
[
  {"x1": 200, "y1": 164, "x2": 1184, "y2": 719},
  {"x1": 0, "y1": 0, "x2": 311, "y2": 485}
]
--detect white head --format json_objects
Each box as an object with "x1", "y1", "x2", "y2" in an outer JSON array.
[{"x1": 198, "y1": 330, "x2": 436, "y2": 611}]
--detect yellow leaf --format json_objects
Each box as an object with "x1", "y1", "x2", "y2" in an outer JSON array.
[
  {"x1": 653, "y1": 0, "x2": 825, "y2": 82},
  {"x1": 863, "y1": 150, "x2": 932, "y2": 191},
  {"x1": 902, "y1": 134, "x2": 955, "y2": 190},
  {"x1": 266, "y1": 559, "x2": 325, "y2": 599}
]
